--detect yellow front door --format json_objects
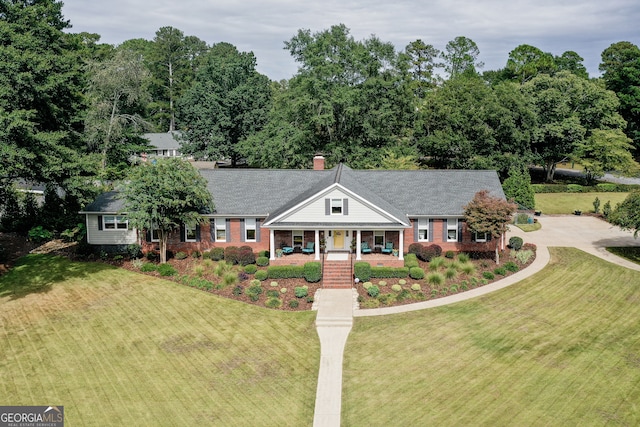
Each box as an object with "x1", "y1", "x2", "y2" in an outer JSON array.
[{"x1": 333, "y1": 230, "x2": 344, "y2": 249}]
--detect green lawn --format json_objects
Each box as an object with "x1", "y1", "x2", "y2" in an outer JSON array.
[
  {"x1": 534, "y1": 192, "x2": 629, "y2": 214},
  {"x1": 607, "y1": 247, "x2": 640, "y2": 265},
  {"x1": 0, "y1": 255, "x2": 319, "y2": 426},
  {"x1": 342, "y1": 247, "x2": 640, "y2": 426}
]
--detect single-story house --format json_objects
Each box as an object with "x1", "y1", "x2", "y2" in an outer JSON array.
[
  {"x1": 80, "y1": 156, "x2": 506, "y2": 263},
  {"x1": 142, "y1": 131, "x2": 183, "y2": 158}
]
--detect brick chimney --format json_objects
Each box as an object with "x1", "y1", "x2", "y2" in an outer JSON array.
[{"x1": 313, "y1": 155, "x2": 325, "y2": 170}]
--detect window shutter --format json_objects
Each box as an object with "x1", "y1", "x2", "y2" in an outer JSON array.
[
  {"x1": 458, "y1": 220, "x2": 463, "y2": 242},
  {"x1": 210, "y1": 219, "x2": 215, "y2": 242},
  {"x1": 442, "y1": 219, "x2": 447, "y2": 241},
  {"x1": 97, "y1": 215, "x2": 103, "y2": 231},
  {"x1": 180, "y1": 224, "x2": 185, "y2": 242},
  {"x1": 240, "y1": 219, "x2": 245, "y2": 242},
  {"x1": 343, "y1": 198, "x2": 349, "y2": 215},
  {"x1": 226, "y1": 219, "x2": 231, "y2": 242},
  {"x1": 196, "y1": 224, "x2": 201, "y2": 242},
  {"x1": 487, "y1": 234, "x2": 492, "y2": 242},
  {"x1": 325, "y1": 198, "x2": 330, "y2": 215},
  {"x1": 256, "y1": 219, "x2": 261, "y2": 242},
  {"x1": 413, "y1": 219, "x2": 418, "y2": 241}
]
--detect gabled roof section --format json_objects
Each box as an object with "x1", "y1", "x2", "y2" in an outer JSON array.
[
  {"x1": 143, "y1": 131, "x2": 182, "y2": 150},
  {"x1": 80, "y1": 191, "x2": 124, "y2": 214}
]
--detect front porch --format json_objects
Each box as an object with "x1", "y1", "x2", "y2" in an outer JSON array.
[{"x1": 270, "y1": 251, "x2": 405, "y2": 268}]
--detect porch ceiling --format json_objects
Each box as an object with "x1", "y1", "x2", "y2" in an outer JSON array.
[{"x1": 268, "y1": 222, "x2": 409, "y2": 229}]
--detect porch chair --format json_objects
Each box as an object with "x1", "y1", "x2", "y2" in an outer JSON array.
[
  {"x1": 282, "y1": 246, "x2": 294, "y2": 255},
  {"x1": 361, "y1": 241, "x2": 372, "y2": 254},
  {"x1": 381, "y1": 241, "x2": 393, "y2": 254},
  {"x1": 301, "y1": 242, "x2": 315, "y2": 254}
]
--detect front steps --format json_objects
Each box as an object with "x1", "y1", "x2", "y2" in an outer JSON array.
[{"x1": 322, "y1": 260, "x2": 352, "y2": 289}]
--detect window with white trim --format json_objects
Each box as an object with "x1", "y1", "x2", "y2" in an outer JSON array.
[
  {"x1": 245, "y1": 218, "x2": 256, "y2": 242},
  {"x1": 474, "y1": 232, "x2": 488, "y2": 242},
  {"x1": 447, "y1": 218, "x2": 458, "y2": 242},
  {"x1": 214, "y1": 218, "x2": 226, "y2": 242},
  {"x1": 103, "y1": 215, "x2": 128, "y2": 230},
  {"x1": 151, "y1": 227, "x2": 160, "y2": 242},
  {"x1": 184, "y1": 224, "x2": 197, "y2": 242},
  {"x1": 293, "y1": 230, "x2": 303, "y2": 248},
  {"x1": 374, "y1": 231, "x2": 384, "y2": 247},
  {"x1": 331, "y1": 198, "x2": 343, "y2": 215},
  {"x1": 418, "y1": 218, "x2": 429, "y2": 241}
]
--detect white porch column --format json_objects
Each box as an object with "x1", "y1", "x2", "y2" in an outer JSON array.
[
  {"x1": 269, "y1": 229, "x2": 275, "y2": 260},
  {"x1": 314, "y1": 229, "x2": 320, "y2": 260},
  {"x1": 356, "y1": 230, "x2": 362, "y2": 260},
  {"x1": 398, "y1": 229, "x2": 404, "y2": 261}
]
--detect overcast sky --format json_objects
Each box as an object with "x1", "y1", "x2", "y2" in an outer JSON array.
[{"x1": 60, "y1": 0, "x2": 640, "y2": 81}]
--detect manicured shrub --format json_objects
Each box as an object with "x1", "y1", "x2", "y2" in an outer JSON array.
[
  {"x1": 237, "y1": 246, "x2": 255, "y2": 266},
  {"x1": 370, "y1": 266, "x2": 409, "y2": 278},
  {"x1": 404, "y1": 253, "x2": 418, "y2": 268},
  {"x1": 280, "y1": 288, "x2": 287, "y2": 294},
  {"x1": 445, "y1": 268, "x2": 457, "y2": 279},
  {"x1": 504, "y1": 261, "x2": 519, "y2": 272},
  {"x1": 362, "y1": 299, "x2": 380, "y2": 308},
  {"x1": 411, "y1": 283, "x2": 421, "y2": 291},
  {"x1": 127, "y1": 244, "x2": 143, "y2": 259},
  {"x1": 421, "y1": 244, "x2": 442, "y2": 261},
  {"x1": 146, "y1": 251, "x2": 159, "y2": 261},
  {"x1": 140, "y1": 262, "x2": 157, "y2": 272},
  {"x1": 28, "y1": 226, "x2": 53, "y2": 243},
  {"x1": 409, "y1": 267, "x2": 425, "y2": 280},
  {"x1": 258, "y1": 250, "x2": 270, "y2": 258},
  {"x1": 354, "y1": 262, "x2": 371, "y2": 281},
  {"x1": 294, "y1": 286, "x2": 308, "y2": 298},
  {"x1": 367, "y1": 285, "x2": 380, "y2": 298},
  {"x1": 267, "y1": 290, "x2": 280, "y2": 298},
  {"x1": 265, "y1": 297, "x2": 282, "y2": 308},
  {"x1": 461, "y1": 262, "x2": 476, "y2": 275},
  {"x1": 304, "y1": 262, "x2": 322, "y2": 283},
  {"x1": 396, "y1": 289, "x2": 411, "y2": 301},
  {"x1": 244, "y1": 264, "x2": 258, "y2": 274},
  {"x1": 493, "y1": 266, "x2": 507, "y2": 276},
  {"x1": 224, "y1": 246, "x2": 240, "y2": 264},
  {"x1": 408, "y1": 243, "x2": 424, "y2": 257},
  {"x1": 450, "y1": 284, "x2": 458, "y2": 293},
  {"x1": 482, "y1": 271, "x2": 495, "y2": 280},
  {"x1": 288, "y1": 300, "x2": 299, "y2": 308},
  {"x1": 457, "y1": 253, "x2": 470, "y2": 263},
  {"x1": 245, "y1": 283, "x2": 263, "y2": 301},
  {"x1": 209, "y1": 247, "x2": 225, "y2": 261},
  {"x1": 191, "y1": 250, "x2": 202, "y2": 258},
  {"x1": 429, "y1": 256, "x2": 445, "y2": 271},
  {"x1": 378, "y1": 280, "x2": 387, "y2": 287},
  {"x1": 398, "y1": 279, "x2": 407, "y2": 285},
  {"x1": 237, "y1": 272, "x2": 249, "y2": 282},
  {"x1": 445, "y1": 250, "x2": 455, "y2": 259},
  {"x1": 306, "y1": 295, "x2": 314, "y2": 304},
  {"x1": 174, "y1": 251, "x2": 188, "y2": 260},
  {"x1": 255, "y1": 270, "x2": 268, "y2": 281},
  {"x1": 232, "y1": 285, "x2": 243, "y2": 296},
  {"x1": 270, "y1": 281, "x2": 279, "y2": 287},
  {"x1": 362, "y1": 282, "x2": 373, "y2": 289},
  {"x1": 157, "y1": 263, "x2": 177, "y2": 276},
  {"x1": 391, "y1": 284, "x2": 402, "y2": 292},
  {"x1": 567, "y1": 184, "x2": 584, "y2": 193},
  {"x1": 603, "y1": 200, "x2": 612, "y2": 218},
  {"x1": 250, "y1": 279, "x2": 261, "y2": 287},
  {"x1": 509, "y1": 236, "x2": 523, "y2": 251},
  {"x1": 256, "y1": 256, "x2": 269, "y2": 266},
  {"x1": 267, "y1": 265, "x2": 305, "y2": 279},
  {"x1": 430, "y1": 289, "x2": 439, "y2": 298}
]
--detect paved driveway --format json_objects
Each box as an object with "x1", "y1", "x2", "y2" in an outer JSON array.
[{"x1": 510, "y1": 215, "x2": 640, "y2": 271}]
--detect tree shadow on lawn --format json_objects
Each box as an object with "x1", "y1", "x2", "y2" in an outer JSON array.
[{"x1": 0, "y1": 253, "x2": 117, "y2": 300}]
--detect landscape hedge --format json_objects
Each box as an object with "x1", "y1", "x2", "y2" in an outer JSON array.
[
  {"x1": 267, "y1": 265, "x2": 305, "y2": 279},
  {"x1": 354, "y1": 262, "x2": 372, "y2": 281},
  {"x1": 370, "y1": 266, "x2": 409, "y2": 278},
  {"x1": 531, "y1": 183, "x2": 637, "y2": 193},
  {"x1": 303, "y1": 262, "x2": 322, "y2": 282}
]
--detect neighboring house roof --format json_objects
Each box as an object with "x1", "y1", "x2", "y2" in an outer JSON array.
[
  {"x1": 143, "y1": 131, "x2": 182, "y2": 151},
  {"x1": 81, "y1": 165, "x2": 505, "y2": 224},
  {"x1": 80, "y1": 191, "x2": 125, "y2": 214}
]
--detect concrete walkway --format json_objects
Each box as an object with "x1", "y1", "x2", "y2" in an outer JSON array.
[{"x1": 312, "y1": 215, "x2": 640, "y2": 426}]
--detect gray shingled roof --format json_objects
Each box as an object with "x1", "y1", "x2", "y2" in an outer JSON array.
[
  {"x1": 80, "y1": 191, "x2": 125, "y2": 213},
  {"x1": 82, "y1": 166, "x2": 505, "y2": 221},
  {"x1": 143, "y1": 131, "x2": 182, "y2": 150}
]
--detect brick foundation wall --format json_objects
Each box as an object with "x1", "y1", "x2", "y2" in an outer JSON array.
[{"x1": 403, "y1": 219, "x2": 498, "y2": 254}]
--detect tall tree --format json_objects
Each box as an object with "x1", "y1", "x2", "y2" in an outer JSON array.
[
  {"x1": 441, "y1": 36, "x2": 484, "y2": 78},
  {"x1": 463, "y1": 190, "x2": 517, "y2": 264},
  {"x1": 522, "y1": 71, "x2": 626, "y2": 181},
  {"x1": 84, "y1": 48, "x2": 152, "y2": 174},
  {"x1": 505, "y1": 44, "x2": 556, "y2": 83},
  {"x1": 573, "y1": 129, "x2": 640, "y2": 184},
  {"x1": 119, "y1": 158, "x2": 213, "y2": 263},
  {"x1": 555, "y1": 51, "x2": 588, "y2": 79},
  {"x1": 177, "y1": 42, "x2": 271, "y2": 166},
  {"x1": 403, "y1": 39, "x2": 442, "y2": 97},
  {"x1": 0, "y1": 0, "x2": 87, "y2": 187},
  {"x1": 502, "y1": 167, "x2": 535, "y2": 209},
  {"x1": 609, "y1": 191, "x2": 640, "y2": 238},
  {"x1": 599, "y1": 41, "x2": 640, "y2": 154}
]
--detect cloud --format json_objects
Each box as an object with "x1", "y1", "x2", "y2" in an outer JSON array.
[{"x1": 62, "y1": 0, "x2": 640, "y2": 80}]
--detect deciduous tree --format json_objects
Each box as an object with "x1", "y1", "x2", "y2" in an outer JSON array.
[
  {"x1": 464, "y1": 190, "x2": 517, "y2": 264},
  {"x1": 119, "y1": 158, "x2": 213, "y2": 263},
  {"x1": 609, "y1": 192, "x2": 640, "y2": 237}
]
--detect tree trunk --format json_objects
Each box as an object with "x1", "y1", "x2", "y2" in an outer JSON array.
[
  {"x1": 544, "y1": 161, "x2": 556, "y2": 182},
  {"x1": 495, "y1": 242, "x2": 500, "y2": 265},
  {"x1": 159, "y1": 230, "x2": 168, "y2": 264}
]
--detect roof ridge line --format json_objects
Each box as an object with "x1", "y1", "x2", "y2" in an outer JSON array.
[{"x1": 334, "y1": 163, "x2": 343, "y2": 183}]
